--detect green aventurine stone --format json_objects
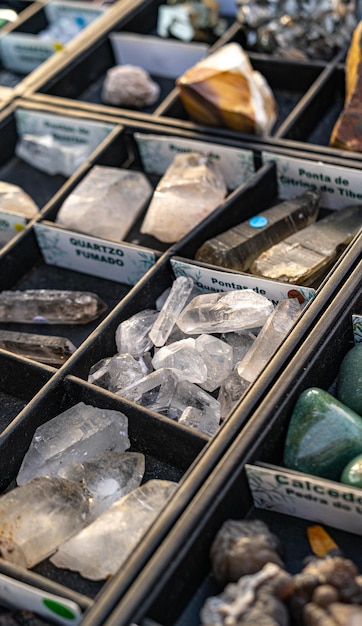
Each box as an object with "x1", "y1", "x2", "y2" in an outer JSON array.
[
  {"x1": 283, "y1": 387, "x2": 362, "y2": 481},
  {"x1": 340, "y1": 453, "x2": 362, "y2": 488},
  {"x1": 337, "y1": 344, "x2": 362, "y2": 416}
]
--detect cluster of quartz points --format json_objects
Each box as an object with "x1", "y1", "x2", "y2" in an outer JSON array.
[
  {"x1": 201, "y1": 518, "x2": 362, "y2": 625},
  {"x1": 88, "y1": 276, "x2": 301, "y2": 437},
  {"x1": 0, "y1": 402, "x2": 177, "y2": 580}
]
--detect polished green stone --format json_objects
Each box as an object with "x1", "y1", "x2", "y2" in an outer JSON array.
[
  {"x1": 337, "y1": 344, "x2": 362, "y2": 416},
  {"x1": 340, "y1": 453, "x2": 362, "y2": 487},
  {"x1": 283, "y1": 387, "x2": 362, "y2": 481}
]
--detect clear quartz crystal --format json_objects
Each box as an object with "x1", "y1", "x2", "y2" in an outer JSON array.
[
  {"x1": 218, "y1": 369, "x2": 251, "y2": 419},
  {"x1": 195, "y1": 334, "x2": 233, "y2": 392},
  {"x1": 237, "y1": 297, "x2": 301, "y2": 383},
  {"x1": 50, "y1": 480, "x2": 178, "y2": 580},
  {"x1": 176, "y1": 290, "x2": 274, "y2": 334},
  {"x1": 0, "y1": 289, "x2": 107, "y2": 324},
  {"x1": 0, "y1": 330, "x2": 76, "y2": 365},
  {"x1": 17, "y1": 402, "x2": 130, "y2": 486},
  {"x1": 115, "y1": 310, "x2": 159, "y2": 355},
  {"x1": 140, "y1": 152, "x2": 227, "y2": 243},
  {"x1": 221, "y1": 330, "x2": 256, "y2": 367},
  {"x1": 179, "y1": 406, "x2": 220, "y2": 437},
  {"x1": 58, "y1": 451, "x2": 145, "y2": 519},
  {"x1": 0, "y1": 476, "x2": 91, "y2": 568},
  {"x1": 149, "y1": 276, "x2": 194, "y2": 347},
  {"x1": 16, "y1": 134, "x2": 90, "y2": 177},
  {"x1": 88, "y1": 353, "x2": 153, "y2": 393},
  {"x1": 152, "y1": 338, "x2": 208, "y2": 384},
  {"x1": 56, "y1": 166, "x2": 153, "y2": 241},
  {"x1": 121, "y1": 368, "x2": 179, "y2": 414}
]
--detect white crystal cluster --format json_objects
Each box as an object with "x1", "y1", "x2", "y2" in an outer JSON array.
[
  {"x1": 0, "y1": 402, "x2": 177, "y2": 579},
  {"x1": 88, "y1": 276, "x2": 301, "y2": 436}
]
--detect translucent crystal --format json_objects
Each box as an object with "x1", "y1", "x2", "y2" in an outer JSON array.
[
  {"x1": 0, "y1": 289, "x2": 107, "y2": 324},
  {"x1": 88, "y1": 353, "x2": 152, "y2": 393},
  {"x1": 56, "y1": 166, "x2": 153, "y2": 241},
  {"x1": 121, "y1": 368, "x2": 179, "y2": 414},
  {"x1": 237, "y1": 298, "x2": 301, "y2": 383},
  {"x1": 102, "y1": 65, "x2": 160, "y2": 108},
  {"x1": 176, "y1": 290, "x2": 274, "y2": 334},
  {"x1": 195, "y1": 189, "x2": 320, "y2": 272},
  {"x1": 195, "y1": 334, "x2": 233, "y2": 391},
  {"x1": 0, "y1": 181, "x2": 39, "y2": 218},
  {"x1": 152, "y1": 338, "x2": 208, "y2": 384},
  {"x1": 251, "y1": 205, "x2": 362, "y2": 286},
  {"x1": 218, "y1": 369, "x2": 251, "y2": 419},
  {"x1": 115, "y1": 309, "x2": 159, "y2": 355},
  {"x1": 171, "y1": 378, "x2": 221, "y2": 422},
  {"x1": 149, "y1": 276, "x2": 194, "y2": 347},
  {"x1": 0, "y1": 330, "x2": 76, "y2": 365},
  {"x1": 58, "y1": 451, "x2": 145, "y2": 519},
  {"x1": 220, "y1": 330, "x2": 256, "y2": 367},
  {"x1": 178, "y1": 406, "x2": 220, "y2": 436},
  {"x1": 16, "y1": 134, "x2": 90, "y2": 177},
  {"x1": 0, "y1": 476, "x2": 91, "y2": 568},
  {"x1": 17, "y1": 402, "x2": 130, "y2": 486},
  {"x1": 140, "y1": 152, "x2": 227, "y2": 243},
  {"x1": 50, "y1": 480, "x2": 178, "y2": 580}
]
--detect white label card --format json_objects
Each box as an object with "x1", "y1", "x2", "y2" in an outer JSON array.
[
  {"x1": 34, "y1": 223, "x2": 156, "y2": 286},
  {"x1": 44, "y1": 1, "x2": 106, "y2": 25},
  {"x1": 109, "y1": 32, "x2": 208, "y2": 78},
  {"x1": 262, "y1": 152, "x2": 362, "y2": 210},
  {"x1": 135, "y1": 133, "x2": 255, "y2": 189},
  {"x1": 170, "y1": 259, "x2": 315, "y2": 306},
  {"x1": 0, "y1": 33, "x2": 55, "y2": 74},
  {"x1": 0, "y1": 211, "x2": 26, "y2": 246},
  {"x1": 246, "y1": 462, "x2": 362, "y2": 536},
  {"x1": 353, "y1": 314, "x2": 362, "y2": 343}
]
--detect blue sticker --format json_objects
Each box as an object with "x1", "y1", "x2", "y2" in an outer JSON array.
[{"x1": 249, "y1": 215, "x2": 268, "y2": 228}]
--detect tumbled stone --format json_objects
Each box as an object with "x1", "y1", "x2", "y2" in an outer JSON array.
[
  {"x1": 56, "y1": 166, "x2": 153, "y2": 241},
  {"x1": 340, "y1": 453, "x2": 362, "y2": 488},
  {"x1": 102, "y1": 65, "x2": 160, "y2": 108},
  {"x1": 0, "y1": 181, "x2": 39, "y2": 218},
  {"x1": 337, "y1": 344, "x2": 362, "y2": 415},
  {"x1": 283, "y1": 387, "x2": 362, "y2": 480},
  {"x1": 140, "y1": 152, "x2": 227, "y2": 243},
  {"x1": 176, "y1": 43, "x2": 278, "y2": 134}
]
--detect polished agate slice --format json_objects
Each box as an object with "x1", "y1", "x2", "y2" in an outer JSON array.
[
  {"x1": 176, "y1": 42, "x2": 277, "y2": 134},
  {"x1": 251, "y1": 205, "x2": 362, "y2": 285},
  {"x1": 0, "y1": 289, "x2": 107, "y2": 324},
  {"x1": 195, "y1": 189, "x2": 320, "y2": 271}
]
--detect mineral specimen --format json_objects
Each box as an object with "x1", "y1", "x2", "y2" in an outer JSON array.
[
  {"x1": 195, "y1": 334, "x2": 233, "y2": 392},
  {"x1": 337, "y1": 343, "x2": 362, "y2": 415},
  {"x1": 56, "y1": 165, "x2": 153, "y2": 241},
  {"x1": 115, "y1": 309, "x2": 159, "y2": 355},
  {"x1": 157, "y1": 0, "x2": 227, "y2": 43},
  {"x1": 152, "y1": 338, "x2": 208, "y2": 384},
  {"x1": 16, "y1": 134, "x2": 90, "y2": 177},
  {"x1": 140, "y1": 152, "x2": 227, "y2": 243},
  {"x1": 236, "y1": 0, "x2": 357, "y2": 62},
  {"x1": 0, "y1": 330, "x2": 76, "y2": 365},
  {"x1": 17, "y1": 402, "x2": 130, "y2": 485},
  {"x1": 0, "y1": 289, "x2": 107, "y2": 324},
  {"x1": 149, "y1": 276, "x2": 194, "y2": 346},
  {"x1": 102, "y1": 65, "x2": 160, "y2": 108},
  {"x1": 195, "y1": 189, "x2": 320, "y2": 272},
  {"x1": 50, "y1": 480, "x2": 178, "y2": 579},
  {"x1": 251, "y1": 205, "x2": 362, "y2": 286},
  {"x1": 331, "y1": 20, "x2": 362, "y2": 152},
  {"x1": 0, "y1": 181, "x2": 39, "y2": 218},
  {"x1": 0, "y1": 476, "x2": 91, "y2": 568},
  {"x1": 178, "y1": 405, "x2": 219, "y2": 436},
  {"x1": 88, "y1": 353, "x2": 153, "y2": 393},
  {"x1": 176, "y1": 42, "x2": 278, "y2": 134}
]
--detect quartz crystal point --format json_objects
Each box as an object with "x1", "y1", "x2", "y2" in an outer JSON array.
[
  {"x1": 330, "y1": 21, "x2": 362, "y2": 152},
  {"x1": 50, "y1": 480, "x2": 178, "y2": 580},
  {"x1": 251, "y1": 205, "x2": 362, "y2": 286},
  {"x1": 0, "y1": 181, "x2": 39, "y2": 218},
  {"x1": 0, "y1": 289, "x2": 107, "y2": 324},
  {"x1": 176, "y1": 290, "x2": 274, "y2": 334},
  {"x1": 140, "y1": 152, "x2": 227, "y2": 243},
  {"x1": 102, "y1": 65, "x2": 160, "y2": 108},
  {"x1": 152, "y1": 338, "x2": 208, "y2": 384},
  {"x1": 16, "y1": 134, "x2": 90, "y2": 177},
  {"x1": 195, "y1": 334, "x2": 233, "y2": 391},
  {"x1": 17, "y1": 402, "x2": 130, "y2": 486},
  {"x1": 221, "y1": 330, "x2": 256, "y2": 368},
  {"x1": 0, "y1": 330, "x2": 76, "y2": 365},
  {"x1": 56, "y1": 166, "x2": 153, "y2": 241},
  {"x1": 149, "y1": 276, "x2": 194, "y2": 347},
  {"x1": 176, "y1": 43, "x2": 278, "y2": 134},
  {"x1": 0, "y1": 476, "x2": 91, "y2": 568},
  {"x1": 195, "y1": 189, "x2": 320, "y2": 272},
  {"x1": 218, "y1": 369, "x2": 251, "y2": 419},
  {"x1": 88, "y1": 353, "x2": 153, "y2": 393},
  {"x1": 58, "y1": 451, "x2": 145, "y2": 519},
  {"x1": 115, "y1": 309, "x2": 159, "y2": 355},
  {"x1": 237, "y1": 298, "x2": 301, "y2": 384},
  {"x1": 178, "y1": 406, "x2": 220, "y2": 436}
]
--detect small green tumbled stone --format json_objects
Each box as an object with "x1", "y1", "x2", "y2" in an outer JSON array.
[
  {"x1": 340, "y1": 453, "x2": 362, "y2": 488},
  {"x1": 283, "y1": 387, "x2": 362, "y2": 481},
  {"x1": 337, "y1": 344, "x2": 362, "y2": 416}
]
